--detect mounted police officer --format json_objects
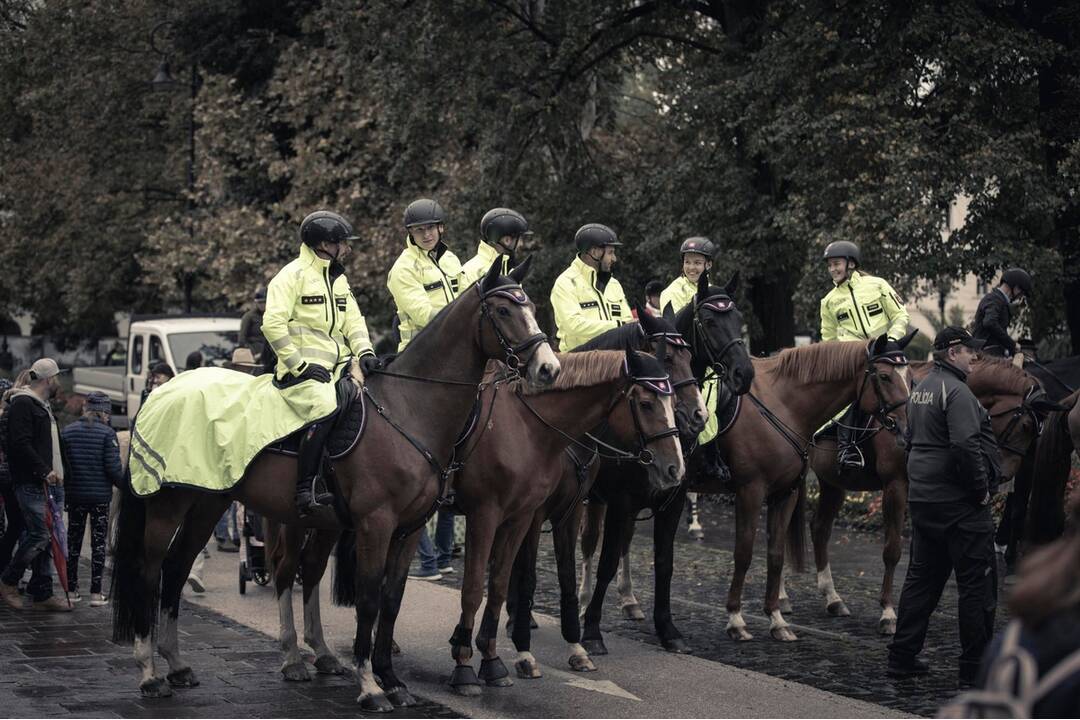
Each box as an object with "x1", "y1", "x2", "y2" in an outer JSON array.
[
  {"x1": 550, "y1": 223, "x2": 631, "y2": 351},
  {"x1": 888, "y1": 326, "x2": 1001, "y2": 686},
  {"x1": 819, "y1": 241, "x2": 909, "y2": 468},
  {"x1": 972, "y1": 267, "x2": 1033, "y2": 362},
  {"x1": 263, "y1": 210, "x2": 378, "y2": 517},
  {"x1": 659, "y1": 237, "x2": 715, "y2": 314},
  {"x1": 387, "y1": 198, "x2": 466, "y2": 352},
  {"x1": 461, "y1": 207, "x2": 530, "y2": 287}
]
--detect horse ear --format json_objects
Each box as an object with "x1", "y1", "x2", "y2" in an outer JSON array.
[
  {"x1": 508, "y1": 254, "x2": 532, "y2": 284},
  {"x1": 662, "y1": 302, "x2": 676, "y2": 324},
  {"x1": 697, "y1": 270, "x2": 710, "y2": 302},
  {"x1": 725, "y1": 271, "x2": 740, "y2": 296},
  {"x1": 896, "y1": 327, "x2": 919, "y2": 350},
  {"x1": 481, "y1": 257, "x2": 502, "y2": 292},
  {"x1": 637, "y1": 305, "x2": 661, "y2": 335},
  {"x1": 871, "y1": 333, "x2": 889, "y2": 356},
  {"x1": 623, "y1": 343, "x2": 637, "y2": 374}
]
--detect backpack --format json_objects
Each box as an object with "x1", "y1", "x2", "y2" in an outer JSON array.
[{"x1": 938, "y1": 620, "x2": 1080, "y2": 718}]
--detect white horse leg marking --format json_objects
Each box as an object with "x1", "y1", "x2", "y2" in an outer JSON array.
[
  {"x1": 725, "y1": 610, "x2": 747, "y2": 633},
  {"x1": 687, "y1": 492, "x2": 703, "y2": 534},
  {"x1": 616, "y1": 550, "x2": 637, "y2": 607},
  {"x1": 578, "y1": 555, "x2": 594, "y2": 609},
  {"x1": 769, "y1": 609, "x2": 790, "y2": 632},
  {"x1": 355, "y1": 659, "x2": 384, "y2": 702},
  {"x1": 278, "y1": 589, "x2": 304, "y2": 669},
  {"x1": 134, "y1": 634, "x2": 157, "y2": 685},
  {"x1": 517, "y1": 650, "x2": 537, "y2": 665},
  {"x1": 880, "y1": 605, "x2": 897, "y2": 623},
  {"x1": 816, "y1": 564, "x2": 843, "y2": 607},
  {"x1": 568, "y1": 642, "x2": 587, "y2": 659},
  {"x1": 303, "y1": 584, "x2": 333, "y2": 660},
  {"x1": 157, "y1": 611, "x2": 184, "y2": 673}
]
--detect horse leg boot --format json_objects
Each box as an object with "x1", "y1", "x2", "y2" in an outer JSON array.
[
  {"x1": 270, "y1": 522, "x2": 310, "y2": 681},
  {"x1": 764, "y1": 491, "x2": 800, "y2": 642},
  {"x1": 552, "y1": 508, "x2": 595, "y2": 672},
  {"x1": 811, "y1": 481, "x2": 850, "y2": 617},
  {"x1": 158, "y1": 498, "x2": 229, "y2": 689},
  {"x1": 654, "y1": 491, "x2": 691, "y2": 653},
  {"x1": 475, "y1": 517, "x2": 533, "y2": 688},
  {"x1": 296, "y1": 421, "x2": 334, "y2": 517},
  {"x1": 302, "y1": 531, "x2": 347, "y2": 675},
  {"x1": 726, "y1": 483, "x2": 764, "y2": 641},
  {"x1": 373, "y1": 532, "x2": 421, "y2": 707},
  {"x1": 581, "y1": 501, "x2": 628, "y2": 656},
  {"x1": 510, "y1": 518, "x2": 543, "y2": 679}
]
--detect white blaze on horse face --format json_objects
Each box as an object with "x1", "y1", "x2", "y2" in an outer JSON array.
[
  {"x1": 816, "y1": 564, "x2": 843, "y2": 606},
  {"x1": 662, "y1": 395, "x2": 686, "y2": 480},
  {"x1": 524, "y1": 309, "x2": 559, "y2": 385},
  {"x1": 897, "y1": 365, "x2": 911, "y2": 396}
]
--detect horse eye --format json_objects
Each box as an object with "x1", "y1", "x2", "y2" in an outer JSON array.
[
  {"x1": 497, "y1": 306, "x2": 511, "y2": 317},
  {"x1": 640, "y1": 400, "x2": 655, "y2": 411},
  {"x1": 878, "y1": 373, "x2": 891, "y2": 382}
]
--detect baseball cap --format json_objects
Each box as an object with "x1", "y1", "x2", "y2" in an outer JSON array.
[
  {"x1": 28, "y1": 358, "x2": 65, "y2": 380},
  {"x1": 932, "y1": 326, "x2": 985, "y2": 351}
]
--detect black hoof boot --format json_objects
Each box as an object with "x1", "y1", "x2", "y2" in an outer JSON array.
[
  {"x1": 166, "y1": 667, "x2": 200, "y2": 688},
  {"x1": 479, "y1": 657, "x2": 513, "y2": 687},
  {"x1": 662, "y1": 636, "x2": 692, "y2": 654},
  {"x1": 581, "y1": 637, "x2": 608, "y2": 656},
  {"x1": 140, "y1": 676, "x2": 173, "y2": 698},
  {"x1": 449, "y1": 665, "x2": 482, "y2": 696}
]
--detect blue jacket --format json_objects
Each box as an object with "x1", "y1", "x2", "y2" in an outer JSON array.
[{"x1": 61, "y1": 417, "x2": 122, "y2": 505}]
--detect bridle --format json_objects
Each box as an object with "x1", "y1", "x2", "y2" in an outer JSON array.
[
  {"x1": 854, "y1": 344, "x2": 909, "y2": 438},
  {"x1": 477, "y1": 281, "x2": 548, "y2": 371},
  {"x1": 644, "y1": 330, "x2": 697, "y2": 392},
  {"x1": 988, "y1": 385, "x2": 1047, "y2": 457},
  {"x1": 691, "y1": 293, "x2": 745, "y2": 383}
]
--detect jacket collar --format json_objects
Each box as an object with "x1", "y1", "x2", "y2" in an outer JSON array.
[
  {"x1": 299, "y1": 242, "x2": 330, "y2": 269},
  {"x1": 995, "y1": 286, "x2": 1011, "y2": 303},
  {"x1": 933, "y1": 359, "x2": 968, "y2": 382},
  {"x1": 404, "y1": 235, "x2": 448, "y2": 264},
  {"x1": 833, "y1": 269, "x2": 862, "y2": 289},
  {"x1": 475, "y1": 241, "x2": 500, "y2": 264}
]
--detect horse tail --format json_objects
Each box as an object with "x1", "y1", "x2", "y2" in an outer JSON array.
[
  {"x1": 786, "y1": 474, "x2": 808, "y2": 573},
  {"x1": 1026, "y1": 405, "x2": 1075, "y2": 546},
  {"x1": 332, "y1": 528, "x2": 357, "y2": 607},
  {"x1": 111, "y1": 472, "x2": 156, "y2": 642}
]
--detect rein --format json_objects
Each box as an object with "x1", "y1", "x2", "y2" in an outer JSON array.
[
  {"x1": 989, "y1": 385, "x2": 1047, "y2": 457},
  {"x1": 691, "y1": 293, "x2": 744, "y2": 382}
]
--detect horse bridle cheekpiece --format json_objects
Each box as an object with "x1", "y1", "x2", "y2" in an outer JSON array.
[
  {"x1": 694, "y1": 293, "x2": 744, "y2": 381},
  {"x1": 991, "y1": 384, "x2": 1047, "y2": 457},
  {"x1": 478, "y1": 282, "x2": 547, "y2": 370},
  {"x1": 642, "y1": 329, "x2": 696, "y2": 391},
  {"x1": 622, "y1": 355, "x2": 679, "y2": 466},
  {"x1": 863, "y1": 345, "x2": 909, "y2": 434}
]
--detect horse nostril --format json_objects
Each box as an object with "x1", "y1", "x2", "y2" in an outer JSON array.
[{"x1": 667, "y1": 464, "x2": 680, "y2": 481}]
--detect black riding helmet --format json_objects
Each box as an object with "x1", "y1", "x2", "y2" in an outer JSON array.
[
  {"x1": 680, "y1": 236, "x2": 716, "y2": 259},
  {"x1": 403, "y1": 198, "x2": 446, "y2": 229},
  {"x1": 480, "y1": 208, "x2": 530, "y2": 245},
  {"x1": 823, "y1": 240, "x2": 860, "y2": 266},
  {"x1": 574, "y1": 223, "x2": 622, "y2": 254},
  {"x1": 1001, "y1": 267, "x2": 1033, "y2": 296},
  {"x1": 299, "y1": 211, "x2": 361, "y2": 247}
]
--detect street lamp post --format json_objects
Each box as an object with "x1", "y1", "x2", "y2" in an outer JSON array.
[{"x1": 150, "y1": 21, "x2": 199, "y2": 313}]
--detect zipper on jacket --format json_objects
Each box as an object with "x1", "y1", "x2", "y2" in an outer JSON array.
[
  {"x1": 589, "y1": 269, "x2": 611, "y2": 321},
  {"x1": 427, "y1": 251, "x2": 456, "y2": 304},
  {"x1": 324, "y1": 266, "x2": 341, "y2": 364},
  {"x1": 847, "y1": 284, "x2": 869, "y2": 338}
]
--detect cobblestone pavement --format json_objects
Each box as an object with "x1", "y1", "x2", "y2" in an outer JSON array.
[
  {"x1": 0, "y1": 588, "x2": 463, "y2": 718},
  {"x1": 440, "y1": 499, "x2": 1008, "y2": 718}
]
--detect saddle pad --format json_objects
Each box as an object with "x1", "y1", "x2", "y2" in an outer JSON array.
[
  {"x1": 129, "y1": 367, "x2": 337, "y2": 497},
  {"x1": 264, "y1": 381, "x2": 367, "y2": 459}
]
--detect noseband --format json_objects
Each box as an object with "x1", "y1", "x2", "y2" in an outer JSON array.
[
  {"x1": 692, "y1": 293, "x2": 745, "y2": 382},
  {"x1": 989, "y1": 385, "x2": 1046, "y2": 457},
  {"x1": 478, "y1": 282, "x2": 548, "y2": 371}
]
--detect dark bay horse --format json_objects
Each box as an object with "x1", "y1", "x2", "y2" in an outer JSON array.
[
  {"x1": 1026, "y1": 389, "x2": 1080, "y2": 546},
  {"x1": 809, "y1": 356, "x2": 1058, "y2": 635},
  {"x1": 111, "y1": 260, "x2": 560, "y2": 710},
  {"x1": 580, "y1": 333, "x2": 917, "y2": 652}
]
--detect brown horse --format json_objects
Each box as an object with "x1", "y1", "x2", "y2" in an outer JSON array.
[
  {"x1": 111, "y1": 260, "x2": 560, "y2": 710},
  {"x1": 579, "y1": 333, "x2": 917, "y2": 652},
  {"x1": 808, "y1": 356, "x2": 1058, "y2": 635}
]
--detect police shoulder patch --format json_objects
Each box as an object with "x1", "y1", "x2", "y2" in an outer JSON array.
[
  {"x1": 301, "y1": 295, "x2": 325, "y2": 305},
  {"x1": 579, "y1": 301, "x2": 599, "y2": 309}
]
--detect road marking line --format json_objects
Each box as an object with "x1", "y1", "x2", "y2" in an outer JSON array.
[{"x1": 544, "y1": 667, "x2": 642, "y2": 701}]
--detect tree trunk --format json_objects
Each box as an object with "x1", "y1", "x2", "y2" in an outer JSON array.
[{"x1": 748, "y1": 268, "x2": 796, "y2": 355}]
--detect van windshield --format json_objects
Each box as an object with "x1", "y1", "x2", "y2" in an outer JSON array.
[{"x1": 168, "y1": 331, "x2": 239, "y2": 369}]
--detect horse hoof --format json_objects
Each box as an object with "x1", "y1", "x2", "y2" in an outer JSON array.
[
  {"x1": 449, "y1": 664, "x2": 482, "y2": 695},
  {"x1": 166, "y1": 667, "x2": 199, "y2": 688},
  {"x1": 357, "y1": 693, "x2": 394, "y2": 713},
  {"x1": 770, "y1": 626, "x2": 799, "y2": 642},
  {"x1": 827, "y1": 600, "x2": 851, "y2": 617},
  {"x1": 727, "y1": 627, "x2": 753, "y2": 642},
  {"x1": 479, "y1": 657, "x2": 513, "y2": 687},
  {"x1": 314, "y1": 654, "x2": 346, "y2": 675},
  {"x1": 662, "y1": 637, "x2": 692, "y2": 654},
  {"x1": 140, "y1": 676, "x2": 174, "y2": 698},
  {"x1": 281, "y1": 662, "x2": 312, "y2": 682},
  {"x1": 621, "y1": 603, "x2": 645, "y2": 621},
  {"x1": 879, "y1": 618, "x2": 897, "y2": 636},
  {"x1": 581, "y1": 637, "x2": 608, "y2": 656},
  {"x1": 391, "y1": 640, "x2": 402, "y2": 656},
  {"x1": 568, "y1": 654, "x2": 596, "y2": 672},
  {"x1": 385, "y1": 686, "x2": 417, "y2": 707},
  {"x1": 778, "y1": 598, "x2": 793, "y2": 615},
  {"x1": 515, "y1": 657, "x2": 543, "y2": 679}
]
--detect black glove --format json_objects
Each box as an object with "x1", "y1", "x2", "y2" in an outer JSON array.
[
  {"x1": 297, "y1": 363, "x2": 332, "y2": 384},
  {"x1": 359, "y1": 354, "x2": 383, "y2": 375}
]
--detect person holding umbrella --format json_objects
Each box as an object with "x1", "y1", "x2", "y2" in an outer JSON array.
[{"x1": 0, "y1": 358, "x2": 72, "y2": 611}]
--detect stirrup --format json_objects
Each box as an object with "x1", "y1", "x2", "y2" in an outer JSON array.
[{"x1": 837, "y1": 446, "x2": 865, "y2": 470}]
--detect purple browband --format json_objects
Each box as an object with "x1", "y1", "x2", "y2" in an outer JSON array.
[
  {"x1": 485, "y1": 286, "x2": 530, "y2": 305},
  {"x1": 699, "y1": 295, "x2": 734, "y2": 313}
]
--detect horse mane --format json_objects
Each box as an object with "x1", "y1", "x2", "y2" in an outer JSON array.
[
  {"x1": 1026, "y1": 389, "x2": 1080, "y2": 546},
  {"x1": 967, "y1": 356, "x2": 1037, "y2": 396},
  {"x1": 757, "y1": 341, "x2": 867, "y2": 384},
  {"x1": 575, "y1": 323, "x2": 643, "y2": 352},
  {"x1": 519, "y1": 350, "x2": 624, "y2": 396}
]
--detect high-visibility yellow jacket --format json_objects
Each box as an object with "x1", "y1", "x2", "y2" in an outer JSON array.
[
  {"x1": 550, "y1": 256, "x2": 630, "y2": 351},
  {"x1": 387, "y1": 238, "x2": 464, "y2": 351},
  {"x1": 262, "y1": 243, "x2": 374, "y2": 379},
  {"x1": 820, "y1": 270, "x2": 909, "y2": 342},
  {"x1": 460, "y1": 241, "x2": 509, "y2": 288},
  {"x1": 659, "y1": 275, "x2": 696, "y2": 314}
]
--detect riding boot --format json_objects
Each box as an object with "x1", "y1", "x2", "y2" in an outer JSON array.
[
  {"x1": 699, "y1": 441, "x2": 732, "y2": 488},
  {"x1": 296, "y1": 421, "x2": 335, "y2": 518},
  {"x1": 836, "y1": 406, "x2": 866, "y2": 471}
]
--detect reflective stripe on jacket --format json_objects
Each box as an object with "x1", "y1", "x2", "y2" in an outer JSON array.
[
  {"x1": 659, "y1": 275, "x2": 696, "y2": 314},
  {"x1": 820, "y1": 270, "x2": 909, "y2": 342},
  {"x1": 262, "y1": 243, "x2": 374, "y2": 378},
  {"x1": 387, "y1": 238, "x2": 464, "y2": 351},
  {"x1": 550, "y1": 256, "x2": 630, "y2": 351},
  {"x1": 461, "y1": 241, "x2": 509, "y2": 288}
]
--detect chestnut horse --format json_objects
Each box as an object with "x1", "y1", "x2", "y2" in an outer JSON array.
[
  {"x1": 579, "y1": 332, "x2": 918, "y2": 652},
  {"x1": 808, "y1": 356, "x2": 1059, "y2": 635},
  {"x1": 111, "y1": 260, "x2": 560, "y2": 710}
]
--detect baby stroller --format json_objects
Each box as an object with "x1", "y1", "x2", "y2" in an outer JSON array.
[{"x1": 238, "y1": 504, "x2": 271, "y2": 594}]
